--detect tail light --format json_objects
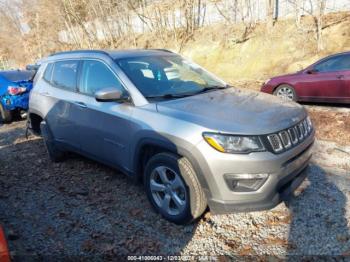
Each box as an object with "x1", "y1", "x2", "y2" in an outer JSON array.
[{"x1": 7, "y1": 86, "x2": 27, "y2": 95}]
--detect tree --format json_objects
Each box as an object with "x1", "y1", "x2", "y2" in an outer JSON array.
[
  {"x1": 315, "y1": 0, "x2": 326, "y2": 51},
  {"x1": 266, "y1": 0, "x2": 275, "y2": 29}
]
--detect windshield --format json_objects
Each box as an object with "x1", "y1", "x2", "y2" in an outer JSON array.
[{"x1": 116, "y1": 55, "x2": 227, "y2": 98}]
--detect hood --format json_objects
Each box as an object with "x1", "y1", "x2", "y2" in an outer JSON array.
[
  {"x1": 271, "y1": 71, "x2": 302, "y2": 81},
  {"x1": 156, "y1": 88, "x2": 307, "y2": 135}
]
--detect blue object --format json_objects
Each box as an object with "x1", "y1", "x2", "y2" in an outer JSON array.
[{"x1": 0, "y1": 70, "x2": 34, "y2": 112}]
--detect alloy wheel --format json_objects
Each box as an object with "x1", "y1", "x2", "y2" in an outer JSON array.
[
  {"x1": 149, "y1": 166, "x2": 187, "y2": 216},
  {"x1": 276, "y1": 86, "x2": 295, "y2": 101}
]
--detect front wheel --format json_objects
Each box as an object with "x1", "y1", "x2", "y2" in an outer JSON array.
[
  {"x1": 273, "y1": 85, "x2": 297, "y2": 101},
  {"x1": 144, "y1": 152, "x2": 207, "y2": 224},
  {"x1": 0, "y1": 103, "x2": 12, "y2": 123}
]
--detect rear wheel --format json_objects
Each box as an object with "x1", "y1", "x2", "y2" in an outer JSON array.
[
  {"x1": 273, "y1": 85, "x2": 297, "y2": 101},
  {"x1": 144, "y1": 152, "x2": 207, "y2": 224},
  {"x1": 40, "y1": 121, "x2": 65, "y2": 162},
  {"x1": 0, "y1": 103, "x2": 12, "y2": 123}
]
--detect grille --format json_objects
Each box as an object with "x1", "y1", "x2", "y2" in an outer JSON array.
[{"x1": 266, "y1": 118, "x2": 313, "y2": 153}]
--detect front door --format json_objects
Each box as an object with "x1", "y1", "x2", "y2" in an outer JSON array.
[
  {"x1": 298, "y1": 54, "x2": 350, "y2": 102},
  {"x1": 76, "y1": 59, "x2": 133, "y2": 169}
]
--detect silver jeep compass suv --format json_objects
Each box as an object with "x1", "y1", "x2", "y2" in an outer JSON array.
[{"x1": 28, "y1": 49, "x2": 314, "y2": 224}]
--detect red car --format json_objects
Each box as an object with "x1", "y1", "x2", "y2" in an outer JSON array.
[
  {"x1": 0, "y1": 226, "x2": 10, "y2": 262},
  {"x1": 261, "y1": 51, "x2": 350, "y2": 103}
]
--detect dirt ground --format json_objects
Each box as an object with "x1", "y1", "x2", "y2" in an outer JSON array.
[
  {"x1": 308, "y1": 107, "x2": 350, "y2": 146},
  {"x1": 0, "y1": 102, "x2": 349, "y2": 259}
]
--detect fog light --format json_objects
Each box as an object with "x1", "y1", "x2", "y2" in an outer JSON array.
[
  {"x1": 5, "y1": 99, "x2": 11, "y2": 106},
  {"x1": 224, "y1": 173, "x2": 269, "y2": 192}
]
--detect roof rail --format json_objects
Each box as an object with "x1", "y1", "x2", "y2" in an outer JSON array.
[
  {"x1": 150, "y1": 49, "x2": 174, "y2": 53},
  {"x1": 49, "y1": 49, "x2": 110, "y2": 57}
]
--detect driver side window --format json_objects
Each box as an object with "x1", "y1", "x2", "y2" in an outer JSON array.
[
  {"x1": 79, "y1": 60, "x2": 124, "y2": 95},
  {"x1": 314, "y1": 55, "x2": 350, "y2": 73}
]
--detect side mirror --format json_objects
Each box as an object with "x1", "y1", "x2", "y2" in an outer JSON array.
[
  {"x1": 95, "y1": 87, "x2": 130, "y2": 102},
  {"x1": 306, "y1": 69, "x2": 318, "y2": 74}
]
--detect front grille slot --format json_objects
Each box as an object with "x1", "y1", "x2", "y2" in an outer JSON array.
[
  {"x1": 303, "y1": 120, "x2": 308, "y2": 136},
  {"x1": 279, "y1": 131, "x2": 291, "y2": 148},
  {"x1": 297, "y1": 123, "x2": 304, "y2": 140},
  {"x1": 267, "y1": 134, "x2": 283, "y2": 152},
  {"x1": 288, "y1": 128, "x2": 298, "y2": 144}
]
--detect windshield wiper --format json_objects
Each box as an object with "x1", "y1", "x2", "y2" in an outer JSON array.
[
  {"x1": 190, "y1": 85, "x2": 228, "y2": 95},
  {"x1": 145, "y1": 93, "x2": 191, "y2": 99},
  {"x1": 145, "y1": 85, "x2": 229, "y2": 100}
]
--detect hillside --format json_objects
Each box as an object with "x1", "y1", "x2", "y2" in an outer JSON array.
[{"x1": 134, "y1": 11, "x2": 350, "y2": 89}]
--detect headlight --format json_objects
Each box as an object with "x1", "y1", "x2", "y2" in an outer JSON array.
[
  {"x1": 203, "y1": 133, "x2": 265, "y2": 154},
  {"x1": 263, "y1": 78, "x2": 271, "y2": 85}
]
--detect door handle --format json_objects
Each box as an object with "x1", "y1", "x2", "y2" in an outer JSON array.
[
  {"x1": 336, "y1": 75, "x2": 344, "y2": 79},
  {"x1": 41, "y1": 92, "x2": 51, "y2": 97},
  {"x1": 74, "y1": 101, "x2": 87, "y2": 108}
]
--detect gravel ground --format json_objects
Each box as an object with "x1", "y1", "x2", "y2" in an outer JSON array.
[{"x1": 0, "y1": 119, "x2": 350, "y2": 259}]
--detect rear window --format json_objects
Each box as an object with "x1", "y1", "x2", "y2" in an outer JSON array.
[
  {"x1": 0, "y1": 70, "x2": 35, "y2": 82},
  {"x1": 51, "y1": 60, "x2": 79, "y2": 91}
]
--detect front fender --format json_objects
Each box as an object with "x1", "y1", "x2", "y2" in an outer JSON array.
[{"x1": 131, "y1": 131, "x2": 211, "y2": 198}]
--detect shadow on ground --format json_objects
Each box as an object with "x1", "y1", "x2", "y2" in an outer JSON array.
[{"x1": 286, "y1": 164, "x2": 350, "y2": 257}]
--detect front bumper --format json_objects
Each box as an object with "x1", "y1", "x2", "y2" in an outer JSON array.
[
  {"x1": 260, "y1": 83, "x2": 275, "y2": 94},
  {"x1": 208, "y1": 153, "x2": 310, "y2": 213},
  {"x1": 193, "y1": 130, "x2": 314, "y2": 214}
]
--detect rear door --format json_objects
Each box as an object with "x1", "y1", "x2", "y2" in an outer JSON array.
[
  {"x1": 44, "y1": 60, "x2": 82, "y2": 149},
  {"x1": 335, "y1": 54, "x2": 350, "y2": 101},
  {"x1": 76, "y1": 59, "x2": 133, "y2": 169}
]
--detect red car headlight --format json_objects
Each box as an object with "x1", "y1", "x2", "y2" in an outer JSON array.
[
  {"x1": 7, "y1": 86, "x2": 26, "y2": 95},
  {"x1": 263, "y1": 78, "x2": 271, "y2": 85}
]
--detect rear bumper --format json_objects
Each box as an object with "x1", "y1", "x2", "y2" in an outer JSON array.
[{"x1": 1, "y1": 93, "x2": 29, "y2": 111}]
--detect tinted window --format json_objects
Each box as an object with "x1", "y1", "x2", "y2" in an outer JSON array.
[
  {"x1": 52, "y1": 60, "x2": 79, "y2": 90},
  {"x1": 0, "y1": 70, "x2": 35, "y2": 82},
  {"x1": 314, "y1": 55, "x2": 350, "y2": 72},
  {"x1": 43, "y1": 63, "x2": 53, "y2": 82},
  {"x1": 79, "y1": 60, "x2": 124, "y2": 95}
]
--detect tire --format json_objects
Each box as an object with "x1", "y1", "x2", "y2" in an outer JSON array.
[
  {"x1": 273, "y1": 84, "x2": 297, "y2": 101},
  {"x1": 0, "y1": 103, "x2": 12, "y2": 123},
  {"x1": 144, "y1": 152, "x2": 207, "y2": 224},
  {"x1": 40, "y1": 121, "x2": 65, "y2": 162}
]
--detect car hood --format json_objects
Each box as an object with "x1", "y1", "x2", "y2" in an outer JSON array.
[
  {"x1": 156, "y1": 88, "x2": 307, "y2": 135},
  {"x1": 270, "y1": 71, "x2": 302, "y2": 81}
]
